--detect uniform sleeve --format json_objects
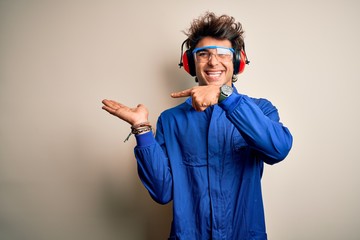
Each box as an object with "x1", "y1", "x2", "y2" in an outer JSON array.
[
  {"x1": 219, "y1": 92, "x2": 293, "y2": 165},
  {"x1": 134, "y1": 118, "x2": 173, "y2": 204}
]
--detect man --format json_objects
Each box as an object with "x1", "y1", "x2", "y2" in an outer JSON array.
[{"x1": 102, "y1": 12, "x2": 292, "y2": 240}]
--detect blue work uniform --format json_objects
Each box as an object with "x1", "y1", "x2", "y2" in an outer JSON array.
[{"x1": 134, "y1": 87, "x2": 293, "y2": 240}]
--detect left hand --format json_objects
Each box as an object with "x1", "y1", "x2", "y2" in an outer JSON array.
[
  {"x1": 101, "y1": 99, "x2": 149, "y2": 126},
  {"x1": 171, "y1": 85, "x2": 220, "y2": 111}
]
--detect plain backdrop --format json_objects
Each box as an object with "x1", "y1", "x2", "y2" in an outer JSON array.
[{"x1": 1, "y1": 0, "x2": 359, "y2": 239}]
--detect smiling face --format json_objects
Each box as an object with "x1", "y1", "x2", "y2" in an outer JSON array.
[{"x1": 194, "y1": 37, "x2": 234, "y2": 87}]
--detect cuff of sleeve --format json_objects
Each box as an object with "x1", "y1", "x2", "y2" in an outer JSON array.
[
  {"x1": 218, "y1": 92, "x2": 244, "y2": 112},
  {"x1": 135, "y1": 131, "x2": 155, "y2": 147}
]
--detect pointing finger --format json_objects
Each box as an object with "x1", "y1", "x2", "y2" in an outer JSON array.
[{"x1": 171, "y1": 88, "x2": 192, "y2": 98}]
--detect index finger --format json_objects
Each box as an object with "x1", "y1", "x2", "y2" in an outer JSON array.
[
  {"x1": 102, "y1": 99, "x2": 121, "y2": 108},
  {"x1": 171, "y1": 88, "x2": 192, "y2": 98}
]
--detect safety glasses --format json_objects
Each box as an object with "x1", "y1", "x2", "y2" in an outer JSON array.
[{"x1": 192, "y1": 46, "x2": 235, "y2": 63}]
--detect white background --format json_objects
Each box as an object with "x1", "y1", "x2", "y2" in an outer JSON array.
[{"x1": 1, "y1": 0, "x2": 359, "y2": 239}]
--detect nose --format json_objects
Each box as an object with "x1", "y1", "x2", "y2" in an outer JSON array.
[{"x1": 208, "y1": 53, "x2": 219, "y2": 65}]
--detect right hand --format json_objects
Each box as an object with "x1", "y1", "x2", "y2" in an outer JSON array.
[
  {"x1": 101, "y1": 99, "x2": 149, "y2": 126},
  {"x1": 171, "y1": 85, "x2": 220, "y2": 112}
]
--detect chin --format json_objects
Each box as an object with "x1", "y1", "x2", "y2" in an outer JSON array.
[
  {"x1": 207, "y1": 78, "x2": 227, "y2": 85},
  {"x1": 208, "y1": 82, "x2": 223, "y2": 86},
  {"x1": 198, "y1": 81, "x2": 220, "y2": 86}
]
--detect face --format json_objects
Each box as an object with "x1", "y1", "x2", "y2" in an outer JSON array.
[{"x1": 194, "y1": 37, "x2": 234, "y2": 86}]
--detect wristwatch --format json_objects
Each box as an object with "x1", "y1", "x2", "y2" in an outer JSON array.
[{"x1": 218, "y1": 84, "x2": 233, "y2": 103}]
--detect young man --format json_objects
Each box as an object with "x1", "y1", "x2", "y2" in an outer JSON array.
[{"x1": 102, "y1": 12, "x2": 292, "y2": 240}]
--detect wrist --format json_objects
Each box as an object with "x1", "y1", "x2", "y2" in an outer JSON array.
[
  {"x1": 131, "y1": 119, "x2": 149, "y2": 126},
  {"x1": 124, "y1": 121, "x2": 152, "y2": 142},
  {"x1": 218, "y1": 84, "x2": 233, "y2": 103},
  {"x1": 131, "y1": 122, "x2": 152, "y2": 134}
]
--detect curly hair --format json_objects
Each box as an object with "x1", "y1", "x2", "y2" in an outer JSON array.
[{"x1": 183, "y1": 12, "x2": 245, "y2": 51}]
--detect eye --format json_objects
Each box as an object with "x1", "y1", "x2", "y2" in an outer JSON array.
[
  {"x1": 217, "y1": 53, "x2": 228, "y2": 58},
  {"x1": 197, "y1": 51, "x2": 209, "y2": 58},
  {"x1": 217, "y1": 49, "x2": 232, "y2": 56}
]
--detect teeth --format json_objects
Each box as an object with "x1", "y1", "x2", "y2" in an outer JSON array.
[{"x1": 207, "y1": 71, "x2": 221, "y2": 76}]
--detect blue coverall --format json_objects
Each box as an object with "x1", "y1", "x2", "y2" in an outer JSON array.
[{"x1": 134, "y1": 87, "x2": 293, "y2": 240}]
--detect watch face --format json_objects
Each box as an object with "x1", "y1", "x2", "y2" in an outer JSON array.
[{"x1": 221, "y1": 85, "x2": 233, "y2": 96}]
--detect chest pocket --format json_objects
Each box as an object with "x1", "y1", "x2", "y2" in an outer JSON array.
[
  {"x1": 179, "y1": 139, "x2": 208, "y2": 167},
  {"x1": 183, "y1": 154, "x2": 207, "y2": 167}
]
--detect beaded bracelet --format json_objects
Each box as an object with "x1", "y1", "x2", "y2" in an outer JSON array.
[{"x1": 124, "y1": 122, "x2": 152, "y2": 142}]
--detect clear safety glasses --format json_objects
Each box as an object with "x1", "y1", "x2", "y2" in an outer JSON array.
[{"x1": 192, "y1": 46, "x2": 235, "y2": 63}]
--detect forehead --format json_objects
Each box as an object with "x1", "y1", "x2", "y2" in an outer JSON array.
[{"x1": 195, "y1": 36, "x2": 232, "y2": 49}]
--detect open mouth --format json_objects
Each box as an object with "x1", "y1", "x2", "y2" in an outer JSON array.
[{"x1": 205, "y1": 71, "x2": 223, "y2": 80}]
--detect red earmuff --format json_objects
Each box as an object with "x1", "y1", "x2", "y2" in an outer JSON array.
[
  {"x1": 234, "y1": 50, "x2": 247, "y2": 75},
  {"x1": 181, "y1": 50, "x2": 196, "y2": 76}
]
